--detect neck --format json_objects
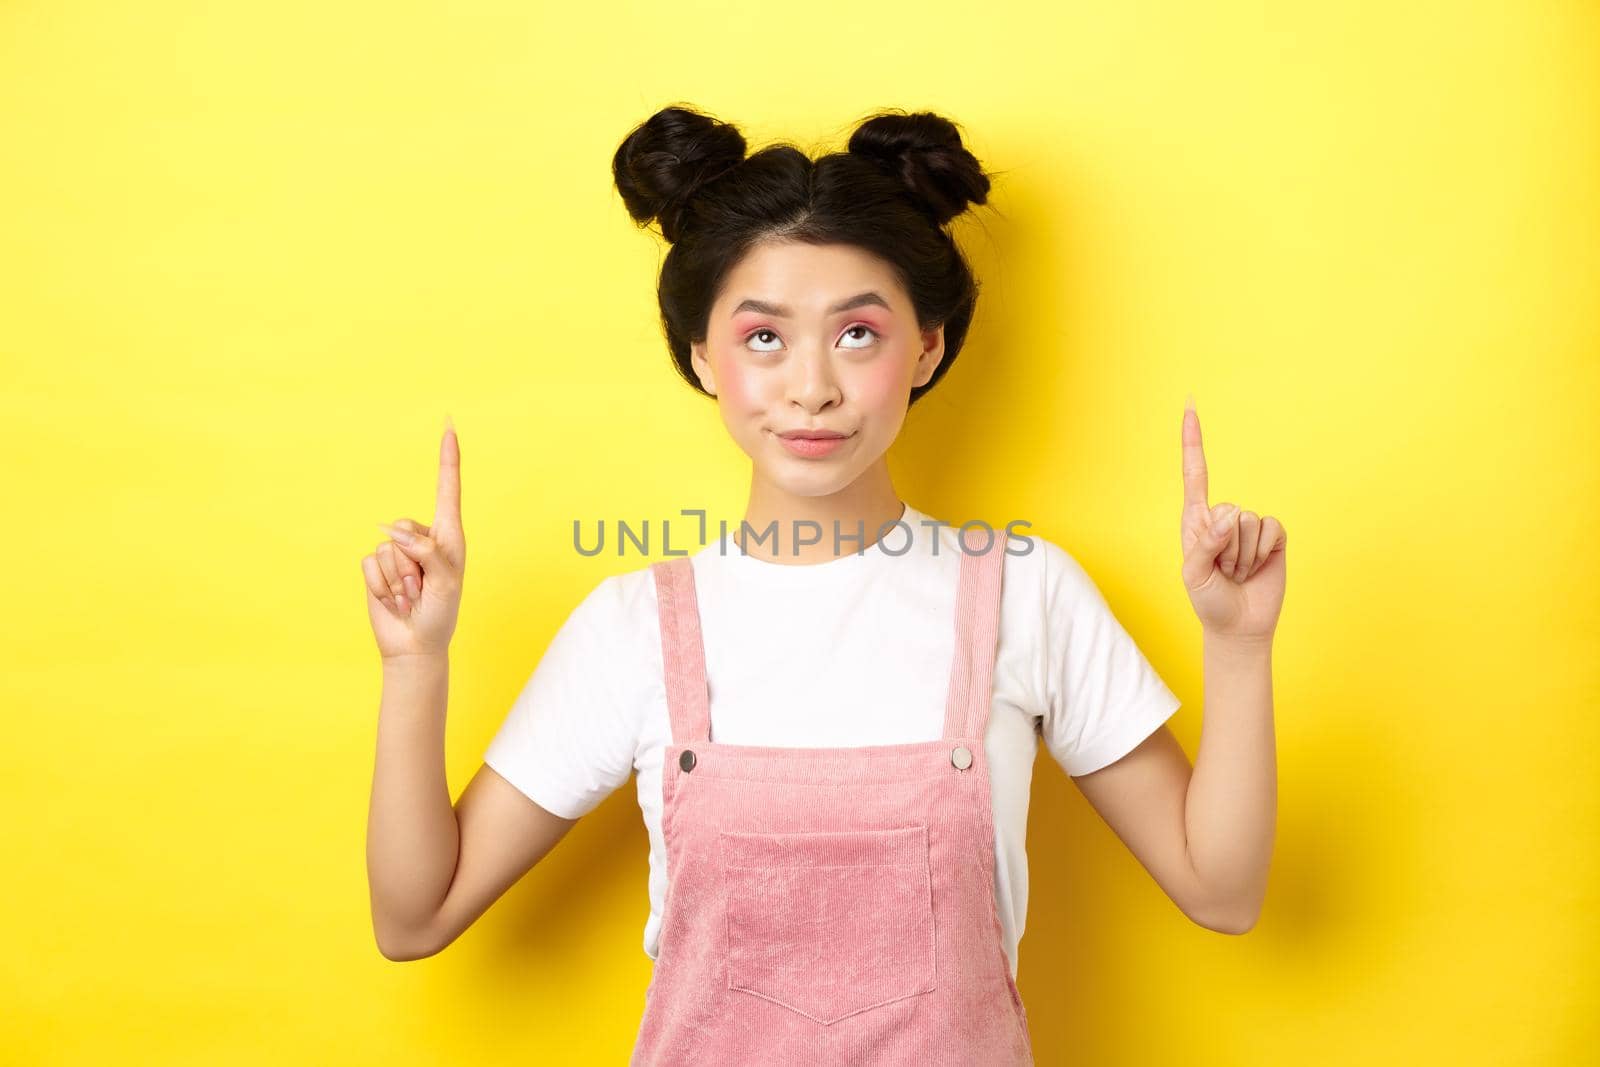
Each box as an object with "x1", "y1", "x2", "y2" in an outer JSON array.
[{"x1": 736, "y1": 459, "x2": 906, "y2": 565}]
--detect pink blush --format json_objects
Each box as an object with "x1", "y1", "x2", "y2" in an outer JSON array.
[
  {"x1": 728, "y1": 316, "x2": 771, "y2": 336},
  {"x1": 711, "y1": 355, "x2": 756, "y2": 406},
  {"x1": 852, "y1": 356, "x2": 908, "y2": 406}
]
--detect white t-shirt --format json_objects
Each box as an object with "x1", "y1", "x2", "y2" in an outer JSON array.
[{"x1": 483, "y1": 502, "x2": 1182, "y2": 979}]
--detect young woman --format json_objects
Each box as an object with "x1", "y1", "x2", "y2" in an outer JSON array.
[{"x1": 363, "y1": 106, "x2": 1285, "y2": 1065}]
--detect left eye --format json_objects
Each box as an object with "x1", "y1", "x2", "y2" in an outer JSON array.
[{"x1": 839, "y1": 324, "x2": 878, "y2": 349}]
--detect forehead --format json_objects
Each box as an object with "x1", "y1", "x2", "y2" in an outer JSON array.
[{"x1": 714, "y1": 240, "x2": 906, "y2": 315}]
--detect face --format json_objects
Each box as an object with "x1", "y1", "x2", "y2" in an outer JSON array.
[{"x1": 689, "y1": 239, "x2": 945, "y2": 498}]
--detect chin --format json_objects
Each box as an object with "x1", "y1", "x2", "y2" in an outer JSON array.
[{"x1": 757, "y1": 465, "x2": 859, "y2": 497}]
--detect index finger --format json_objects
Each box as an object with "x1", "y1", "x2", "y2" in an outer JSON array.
[
  {"x1": 435, "y1": 417, "x2": 461, "y2": 530},
  {"x1": 1182, "y1": 397, "x2": 1208, "y2": 509}
]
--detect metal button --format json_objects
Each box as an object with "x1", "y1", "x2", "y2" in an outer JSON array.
[
  {"x1": 679, "y1": 749, "x2": 697, "y2": 773},
  {"x1": 951, "y1": 745, "x2": 973, "y2": 770}
]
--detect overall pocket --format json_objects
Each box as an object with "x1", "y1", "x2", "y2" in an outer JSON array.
[{"x1": 717, "y1": 823, "x2": 935, "y2": 1025}]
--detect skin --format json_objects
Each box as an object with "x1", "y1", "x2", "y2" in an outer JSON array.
[
  {"x1": 362, "y1": 240, "x2": 1284, "y2": 961},
  {"x1": 685, "y1": 239, "x2": 944, "y2": 563}
]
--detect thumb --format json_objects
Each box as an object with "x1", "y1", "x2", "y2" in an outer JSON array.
[{"x1": 1182, "y1": 503, "x2": 1238, "y2": 589}]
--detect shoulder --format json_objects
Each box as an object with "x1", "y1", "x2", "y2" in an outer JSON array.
[
  {"x1": 1013, "y1": 524, "x2": 1117, "y2": 606},
  {"x1": 541, "y1": 563, "x2": 668, "y2": 723},
  {"x1": 905, "y1": 515, "x2": 1089, "y2": 610},
  {"x1": 570, "y1": 561, "x2": 666, "y2": 643},
  {"x1": 576, "y1": 544, "x2": 724, "y2": 635},
  {"x1": 543, "y1": 563, "x2": 660, "y2": 663},
  {"x1": 994, "y1": 523, "x2": 1089, "y2": 604},
  {"x1": 990, "y1": 525, "x2": 1125, "y2": 652}
]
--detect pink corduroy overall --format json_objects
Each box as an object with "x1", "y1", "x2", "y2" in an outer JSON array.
[{"x1": 629, "y1": 532, "x2": 1034, "y2": 1066}]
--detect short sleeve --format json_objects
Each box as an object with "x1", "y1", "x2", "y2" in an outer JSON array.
[
  {"x1": 1037, "y1": 540, "x2": 1182, "y2": 777},
  {"x1": 482, "y1": 574, "x2": 639, "y2": 819}
]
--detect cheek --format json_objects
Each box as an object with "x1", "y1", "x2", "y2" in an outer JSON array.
[
  {"x1": 712, "y1": 354, "x2": 757, "y2": 408},
  {"x1": 851, "y1": 357, "x2": 913, "y2": 414},
  {"x1": 713, "y1": 351, "x2": 789, "y2": 411}
]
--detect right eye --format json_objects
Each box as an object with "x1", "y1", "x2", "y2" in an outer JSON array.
[{"x1": 744, "y1": 328, "x2": 782, "y2": 353}]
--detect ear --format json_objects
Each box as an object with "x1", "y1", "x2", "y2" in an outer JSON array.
[
  {"x1": 690, "y1": 339, "x2": 717, "y2": 396},
  {"x1": 911, "y1": 323, "x2": 946, "y2": 389}
]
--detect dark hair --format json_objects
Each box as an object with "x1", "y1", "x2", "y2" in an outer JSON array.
[{"x1": 612, "y1": 105, "x2": 994, "y2": 406}]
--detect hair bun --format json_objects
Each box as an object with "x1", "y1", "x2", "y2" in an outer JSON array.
[
  {"x1": 612, "y1": 105, "x2": 747, "y2": 243},
  {"x1": 847, "y1": 110, "x2": 990, "y2": 226}
]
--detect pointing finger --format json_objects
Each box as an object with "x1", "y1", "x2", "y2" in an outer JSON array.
[
  {"x1": 1182, "y1": 397, "x2": 1209, "y2": 511},
  {"x1": 434, "y1": 417, "x2": 461, "y2": 536}
]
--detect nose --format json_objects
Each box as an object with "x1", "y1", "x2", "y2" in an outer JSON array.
[{"x1": 785, "y1": 343, "x2": 842, "y2": 414}]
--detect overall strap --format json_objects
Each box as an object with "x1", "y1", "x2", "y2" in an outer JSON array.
[
  {"x1": 941, "y1": 530, "x2": 1007, "y2": 741},
  {"x1": 650, "y1": 556, "x2": 711, "y2": 745}
]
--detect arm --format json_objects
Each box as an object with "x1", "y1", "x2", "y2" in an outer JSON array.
[
  {"x1": 364, "y1": 652, "x2": 459, "y2": 958},
  {"x1": 1072, "y1": 633, "x2": 1276, "y2": 934},
  {"x1": 366, "y1": 653, "x2": 579, "y2": 961},
  {"x1": 361, "y1": 425, "x2": 583, "y2": 960},
  {"x1": 1070, "y1": 399, "x2": 1285, "y2": 934}
]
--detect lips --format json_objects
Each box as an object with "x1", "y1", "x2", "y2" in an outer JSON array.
[{"x1": 774, "y1": 429, "x2": 853, "y2": 459}]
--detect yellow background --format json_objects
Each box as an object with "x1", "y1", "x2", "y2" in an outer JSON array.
[{"x1": 4, "y1": 1, "x2": 1596, "y2": 1063}]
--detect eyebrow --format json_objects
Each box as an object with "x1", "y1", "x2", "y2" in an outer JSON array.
[{"x1": 729, "y1": 291, "x2": 891, "y2": 318}]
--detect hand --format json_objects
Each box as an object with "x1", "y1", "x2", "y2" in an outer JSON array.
[
  {"x1": 361, "y1": 420, "x2": 466, "y2": 659},
  {"x1": 1179, "y1": 399, "x2": 1286, "y2": 641}
]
